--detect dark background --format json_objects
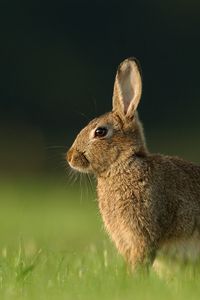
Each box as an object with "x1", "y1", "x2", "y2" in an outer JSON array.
[{"x1": 0, "y1": 0, "x2": 200, "y2": 176}]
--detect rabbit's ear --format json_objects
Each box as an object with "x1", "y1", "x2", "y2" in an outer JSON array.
[{"x1": 112, "y1": 58, "x2": 142, "y2": 119}]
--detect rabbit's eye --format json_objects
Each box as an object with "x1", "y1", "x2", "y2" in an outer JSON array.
[{"x1": 94, "y1": 127, "x2": 108, "y2": 138}]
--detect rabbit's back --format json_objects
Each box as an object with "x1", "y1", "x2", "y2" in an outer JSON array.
[
  {"x1": 150, "y1": 155, "x2": 200, "y2": 239},
  {"x1": 151, "y1": 154, "x2": 200, "y2": 211}
]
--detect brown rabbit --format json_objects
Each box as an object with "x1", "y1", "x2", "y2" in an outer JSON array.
[{"x1": 67, "y1": 57, "x2": 200, "y2": 271}]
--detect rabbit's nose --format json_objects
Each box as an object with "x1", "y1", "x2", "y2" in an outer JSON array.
[{"x1": 66, "y1": 148, "x2": 74, "y2": 163}]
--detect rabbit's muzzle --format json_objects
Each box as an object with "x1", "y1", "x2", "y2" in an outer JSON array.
[{"x1": 67, "y1": 147, "x2": 90, "y2": 172}]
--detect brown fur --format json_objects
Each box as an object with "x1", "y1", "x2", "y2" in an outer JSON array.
[{"x1": 67, "y1": 58, "x2": 200, "y2": 271}]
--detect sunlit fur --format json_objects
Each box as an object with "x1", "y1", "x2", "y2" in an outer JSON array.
[{"x1": 67, "y1": 57, "x2": 200, "y2": 272}]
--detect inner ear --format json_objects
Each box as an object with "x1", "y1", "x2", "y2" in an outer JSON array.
[
  {"x1": 119, "y1": 64, "x2": 136, "y2": 114},
  {"x1": 112, "y1": 57, "x2": 142, "y2": 119}
]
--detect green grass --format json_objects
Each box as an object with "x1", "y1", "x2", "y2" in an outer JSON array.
[{"x1": 0, "y1": 178, "x2": 200, "y2": 300}]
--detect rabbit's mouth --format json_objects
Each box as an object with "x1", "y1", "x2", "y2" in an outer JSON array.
[{"x1": 67, "y1": 148, "x2": 91, "y2": 173}]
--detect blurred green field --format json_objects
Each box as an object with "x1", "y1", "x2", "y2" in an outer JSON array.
[{"x1": 0, "y1": 178, "x2": 200, "y2": 300}]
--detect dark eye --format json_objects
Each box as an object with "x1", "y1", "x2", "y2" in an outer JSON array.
[{"x1": 94, "y1": 127, "x2": 108, "y2": 138}]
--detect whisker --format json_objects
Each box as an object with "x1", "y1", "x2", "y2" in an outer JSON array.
[
  {"x1": 65, "y1": 163, "x2": 96, "y2": 202},
  {"x1": 73, "y1": 109, "x2": 90, "y2": 122},
  {"x1": 92, "y1": 96, "x2": 97, "y2": 115},
  {"x1": 84, "y1": 173, "x2": 89, "y2": 200},
  {"x1": 79, "y1": 173, "x2": 83, "y2": 203},
  {"x1": 89, "y1": 176, "x2": 94, "y2": 196},
  {"x1": 87, "y1": 173, "x2": 95, "y2": 194},
  {"x1": 65, "y1": 166, "x2": 78, "y2": 186},
  {"x1": 45, "y1": 145, "x2": 66, "y2": 150}
]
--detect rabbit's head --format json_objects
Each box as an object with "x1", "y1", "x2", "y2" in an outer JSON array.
[{"x1": 67, "y1": 58, "x2": 147, "y2": 175}]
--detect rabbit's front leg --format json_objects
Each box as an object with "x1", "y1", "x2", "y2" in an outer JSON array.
[{"x1": 124, "y1": 241, "x2": 157, "y2": 272}]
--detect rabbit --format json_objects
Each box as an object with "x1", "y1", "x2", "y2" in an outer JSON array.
[{"x1": 67, "y1": 57, "x2": 200, "y2": 271}]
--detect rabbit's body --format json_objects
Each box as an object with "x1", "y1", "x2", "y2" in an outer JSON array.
[
  {"x1": 67, "y1": 58, "x2": 200, "y2": 270},
  {"x1": 97, "y1": 153, "x2": 200, "y2": 267}
]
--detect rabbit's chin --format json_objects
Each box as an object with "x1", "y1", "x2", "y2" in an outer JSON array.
[{"x1": 68, "y1": 162, "x2": 91, "y2": 174}]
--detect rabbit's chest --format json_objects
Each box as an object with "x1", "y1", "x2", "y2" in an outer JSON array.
[{"x1": 97, "y1": 187, "x2": 137, "y2": 248}]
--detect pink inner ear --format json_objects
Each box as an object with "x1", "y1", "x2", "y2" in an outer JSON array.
[
  {"x1": 113, "y1": 59, "x2": 142, "y2": 116},
  {"x1": 121, "y1": 74, "x2": 135, "y2": 114}
]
